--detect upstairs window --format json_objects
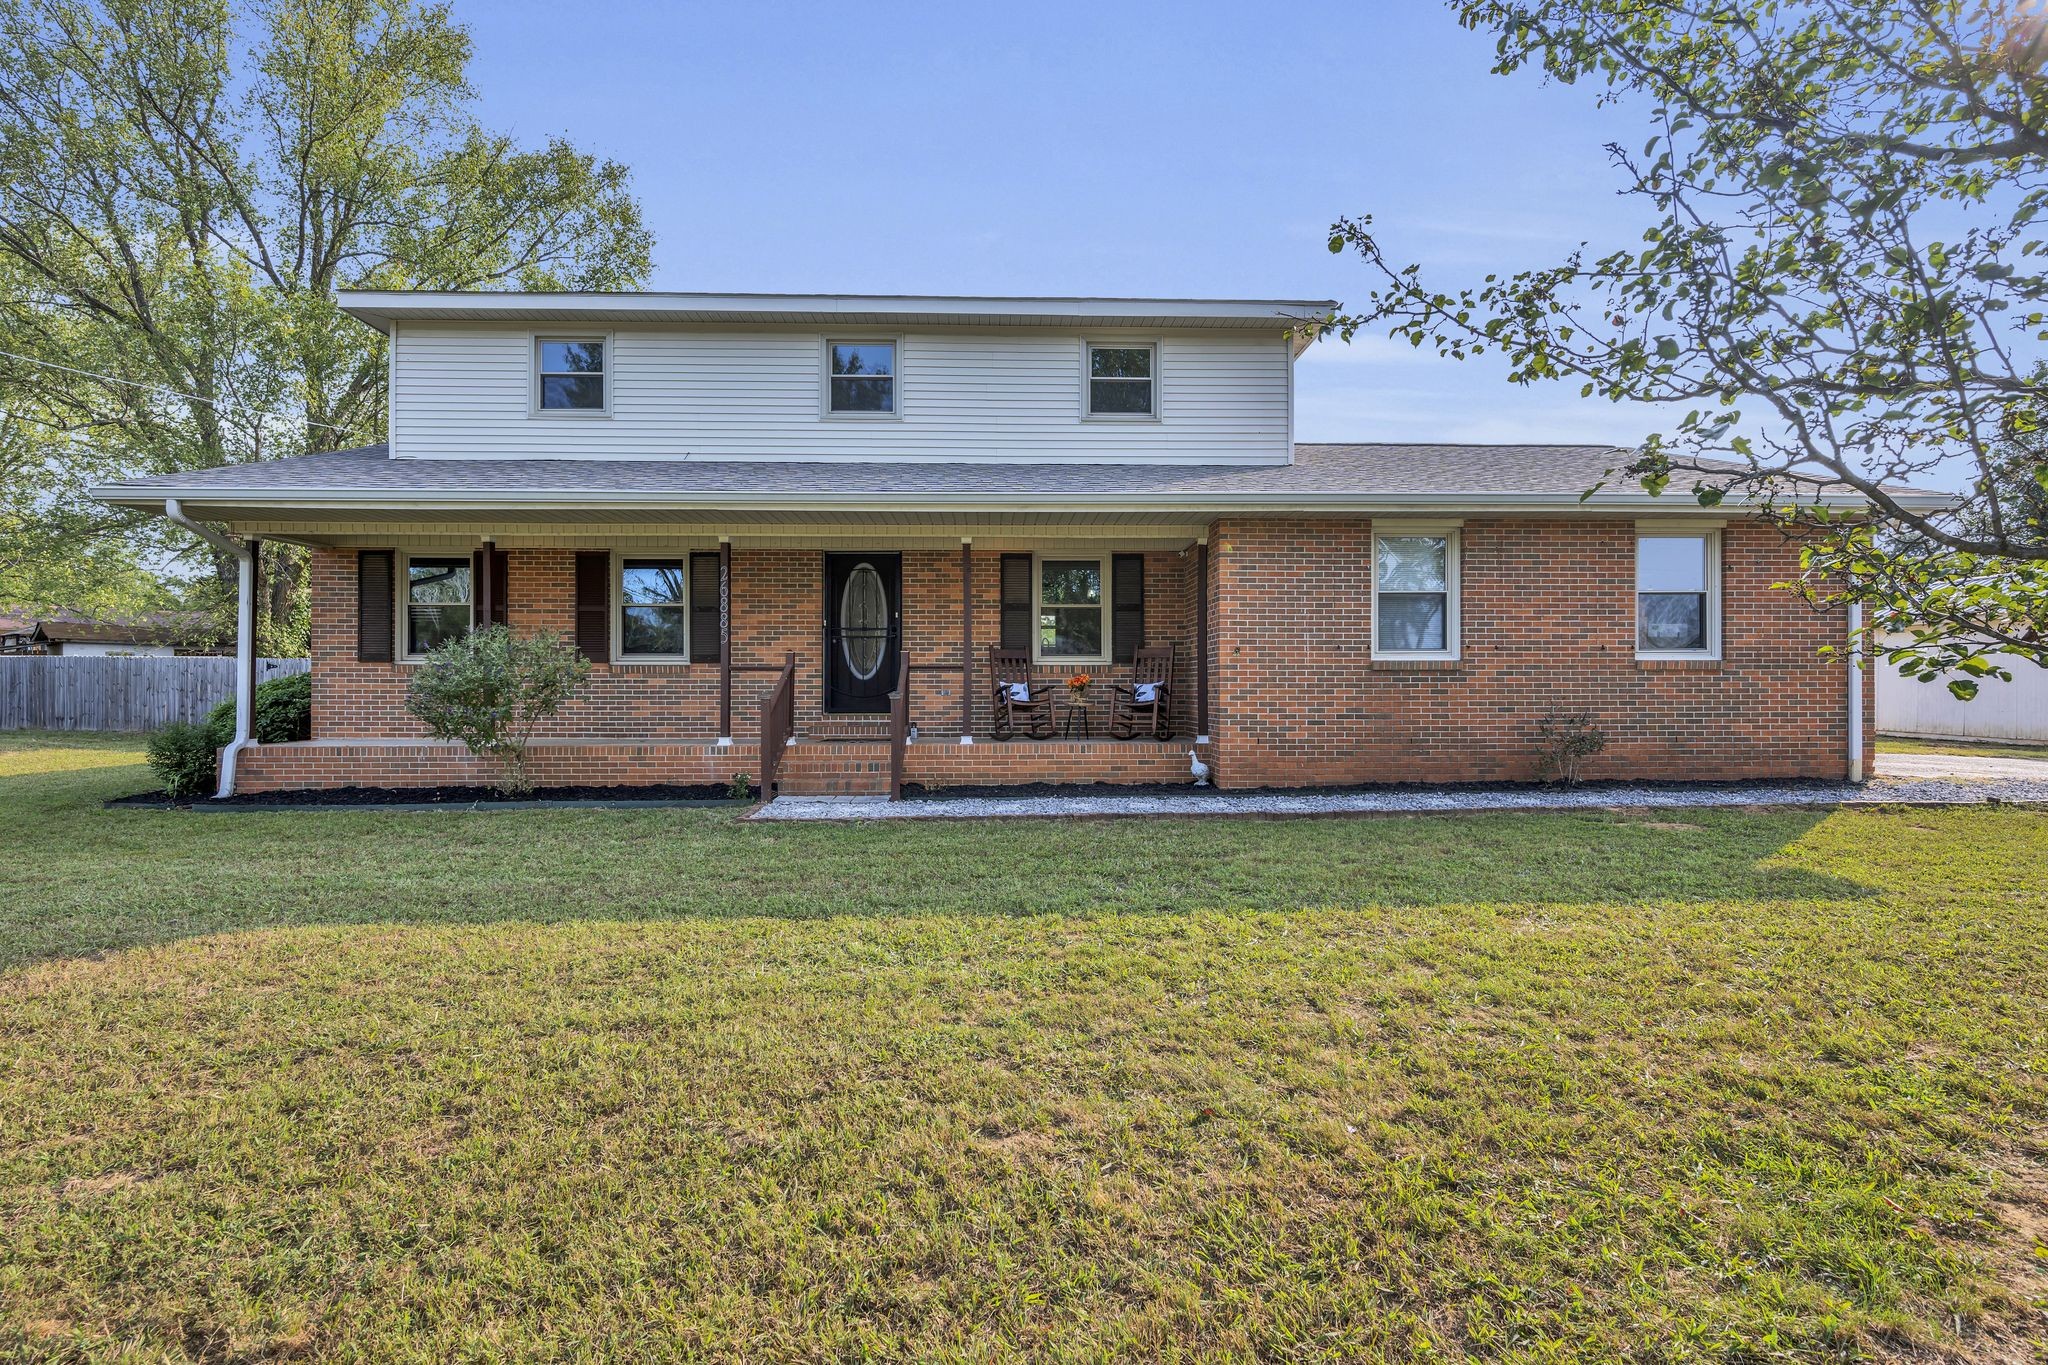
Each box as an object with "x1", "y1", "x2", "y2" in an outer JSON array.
[
  {"x1": 405, "y1": 555, "x2": 472, "y2": 656},
  {"x1": 827, "y1": 341, "x2": 895, "y2": 414},
  {"x1": 536, "y1": 337, "x2": 607, "y2": 412},
  {"x1": 1086, "y1": 344, "x2": 1155, "y2": 417},
  {"x1": 1372, "y1": 529, "x2": 1460, "y2": 658},
  {"x1": 1637, "y1": 530, "x2": 1720, "y2": 657}
]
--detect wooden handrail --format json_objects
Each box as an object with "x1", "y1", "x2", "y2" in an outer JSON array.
[
  {"x1": 886, "y1": 650, "x2": 911, "y2": 801},
  {"x1": 758, "y1": 651, "x2": 796, "y2": 797}
]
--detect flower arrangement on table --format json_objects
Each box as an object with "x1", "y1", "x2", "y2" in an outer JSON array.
[{"x1": 1065, "y1": 673, "x2": 1092, "y2": 698}]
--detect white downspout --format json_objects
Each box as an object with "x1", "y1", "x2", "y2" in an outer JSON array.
[
  {"x1": 165, "y1": 498, "x2": 254, "y2": 798},
  {"x1": 1847, "y1": 601, "x2": 1865, "y2": 784}
]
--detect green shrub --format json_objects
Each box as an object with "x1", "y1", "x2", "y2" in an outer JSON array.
[
  {"x1": 204, "y1": 671, "x2": 312, "y2": 748},
  {"x1": 1533, "y1": 711, "x2": 1608, "y2": 785},
  {"x1": 404, "y1": 626, "x2": 591, "y2": 796},
  {"x1": 146, "y1": 722, "x2": 221, "y2": 800}
]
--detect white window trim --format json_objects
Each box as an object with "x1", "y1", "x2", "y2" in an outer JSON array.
[
  {"x1": 1370, "y1": 524, "x2": 1462, "y2": 661},
  {"x1": 1080, "y1": 340, "x2": 1161, "y2": 421},
  {"x1": 821, "y1": 336, "x2": 904, "y2": 420},
  {"x1": 1031, "y1": 551, "x2": 1111, "y2": 666},
  {"x1": 529, "y1": 332, "x2": 613, "y2": 418},
  {"x1": 1634, "y1": 527, "x2": 1723, "y2": 660},
  {"x1": 612, "y1": 550, "x2": 693, "y2": 665},
  {"x1": 397, "y1": 550, "x2": 475, "y2": 663}
]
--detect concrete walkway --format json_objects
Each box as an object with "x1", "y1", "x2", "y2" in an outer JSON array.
[{"x1": 1875, "y1": 751, "x2": 2048, "y2": 782}]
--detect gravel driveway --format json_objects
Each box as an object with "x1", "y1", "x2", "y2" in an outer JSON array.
[{"x1": 1875, "y1": 751, "x2": 2048, "y2": 782}]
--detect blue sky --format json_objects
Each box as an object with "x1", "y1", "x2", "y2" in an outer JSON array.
[{"x1": 463, "y1": 0, "x2": 1664, "y2": 447}]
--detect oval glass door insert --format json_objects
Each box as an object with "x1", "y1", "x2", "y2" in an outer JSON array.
[{"x1": 840, "y1": 562, "x2": 887, "y2": 680}]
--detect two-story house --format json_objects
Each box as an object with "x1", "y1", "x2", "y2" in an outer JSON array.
[{"x1": 94, "y1": 291, "x2": 1930, "y2": 797}]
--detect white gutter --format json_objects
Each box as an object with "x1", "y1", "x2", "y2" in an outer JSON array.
[
  {"x1": 1847, "y1": 601, "x2": 1866, "y2": 784},
  {"x1": 91, "y1": 487, "x2": 1960, "y2": 516},
  {"x1": 165, "y1": 498, "x2": 254, "y2": 799}
]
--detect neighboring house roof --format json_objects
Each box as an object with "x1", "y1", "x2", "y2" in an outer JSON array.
[
  {"x1": 26, "y1": 612, "x2": 209, "y2": 648},
  {"x1": 91, "y1": 442, "x2": 1954, "y2": 514}
]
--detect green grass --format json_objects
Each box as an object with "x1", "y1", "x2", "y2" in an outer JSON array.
[
  {"x1": 1878, "y1": 733, "x2": 2048, "y2": 762},
  {"x1": 2, "y1": 731, "x2": 2045, "y2": 1362}
]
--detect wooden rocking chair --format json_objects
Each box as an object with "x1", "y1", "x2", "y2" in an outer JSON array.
[
  {"x1": 1109, "y1": 645, "x2": 1175, "y2": 741},
  {"x1": 988, "y1": 647, "x2": 1055, "y2": 740}
]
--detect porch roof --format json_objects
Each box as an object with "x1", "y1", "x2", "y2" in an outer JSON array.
[{"x1": 91, "y1": 443, "x2": 1954, "y2": 520}]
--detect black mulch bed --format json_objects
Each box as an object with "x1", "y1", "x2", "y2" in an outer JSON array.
[
  {"x1": 900, "y1": 776, "x2": 1860, "y2": 801},
  {"x1": 110, "y1": 782, "x2": 744, "y2": 810}
]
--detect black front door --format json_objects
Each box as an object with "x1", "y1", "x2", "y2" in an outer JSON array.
[{"x1": 824, "y1": 553, "x2": 902, "y2": 713}]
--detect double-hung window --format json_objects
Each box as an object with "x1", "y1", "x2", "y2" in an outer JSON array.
[
  {"x1": 1086, "y1": 344, "x2": 1156, "y2": 417},
  {"x1": 618, "y1": 558, "x2": 690, "y2": 659},
  {"x1": 1636, "y1": 529, "x2": 1720, "y2": 657},
  {"x1": 826, "y1": 340, "x2": 895, "y2": 414},
  {"x1": 535, "y1": 337, "x2": 607, "y2": 412},
  {"x1": 404, "y1": 555, "x2": 472, "y2": 656},
  {"x1": 1372, "y1": 529, "x2": 1460, "y2": 658},
  {"x1": 1036, "y1": 556, "x2": 1107, "y2": 663}
]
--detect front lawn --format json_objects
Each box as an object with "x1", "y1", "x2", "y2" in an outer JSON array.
[{"x1": 2, "y1": 732, "x2": 2045, "y2": 1361}]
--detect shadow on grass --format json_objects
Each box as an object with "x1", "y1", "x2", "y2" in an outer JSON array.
[{"x1": 0, "y1": 735, "x2": 1886, "y2": 970}]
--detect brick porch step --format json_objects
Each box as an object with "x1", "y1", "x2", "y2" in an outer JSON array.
[
  {"x1": 776, "y1": 739, "x2": 892, "y2": 795},
  {"x1": 806, "y1": 716, "x2": 892, "y2": 740}
]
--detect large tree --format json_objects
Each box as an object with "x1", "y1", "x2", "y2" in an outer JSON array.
[
  {"x1": 0, "y1": 0, "x2": 651, "y2": 643},
  {"x1": 1329, "y1": 0, "x2": 2048, "y2": 695}
]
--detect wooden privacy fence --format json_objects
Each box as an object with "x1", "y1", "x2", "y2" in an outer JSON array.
[{"x1": 0, "y1": 656, "x2": 310, "y2": 732}]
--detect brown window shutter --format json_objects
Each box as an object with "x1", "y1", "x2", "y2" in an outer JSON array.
[
  {"x1": 356, "y1": 550, "x2": 394, "y2": 662},
  {"x1": 488, "y1": 548, "x2": 509, "y2": 626},
  {"x1": 573, "y1": 551, "x2": 610, "y2": 661},
  {"x1": 688, "y1": 550, "x2": 722, "y2": 663},
  {"x1": 999, "y1": 553, "x2": 1032, "y2": 652},
  {"x1": 1111, "y1": 554, "x2": 1145, "y2": 664}
]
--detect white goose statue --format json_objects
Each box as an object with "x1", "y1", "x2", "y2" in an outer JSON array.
[{"x1": 1189, "y1": 749, "x2": 1210, "y2": 786}]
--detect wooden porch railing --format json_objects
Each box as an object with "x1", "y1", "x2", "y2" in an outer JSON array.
[
  {"x1": 757, "y1": 651, "x2": 796, "y2": 797},
  {"x1": 886, "y1": 652, "x2": 911, "y2": 800}
]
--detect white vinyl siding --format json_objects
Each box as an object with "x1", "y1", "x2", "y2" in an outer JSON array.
[{"x1": 389, "y1": 325, "x2": 1293, "y2": 464}]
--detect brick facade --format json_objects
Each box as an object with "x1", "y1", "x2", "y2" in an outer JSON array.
[
  {"x1": 1206, "y1": 516, "x2": 1870, "y2": 787},
  {"x1": 251, "y1": 518, "x2": 1869, "y2": 794}
]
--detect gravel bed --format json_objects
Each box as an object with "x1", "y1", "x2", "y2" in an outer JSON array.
[{"x1": 754, "y1": 774, "x2": 2048, "y2": 821}]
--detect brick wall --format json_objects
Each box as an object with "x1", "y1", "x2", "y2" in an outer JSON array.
[
  {"x1": 311, "y1": 544, "x2": 1202, "y2": 745},
  {"x1": 1204, "y1": 516, "x2": 1865, "y2": 788},
  {"x1": 236, "y1": 739, "x2": 758, "y2": 792},
  {"x1": 297, "y1": 518, "x2": 1864, "y2": 793}
]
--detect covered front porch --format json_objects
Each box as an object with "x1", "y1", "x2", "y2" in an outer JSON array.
[{"x1": 229, "y1": 510, "x2": 1216, "y2": 796}]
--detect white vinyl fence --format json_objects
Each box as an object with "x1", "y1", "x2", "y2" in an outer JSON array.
[
  {"x1": 0, "y1": 656, "x2": 309, "y2": 732},
  {"x1": 1876, "y1": 642, "x2": 2048, "y2": 744}
]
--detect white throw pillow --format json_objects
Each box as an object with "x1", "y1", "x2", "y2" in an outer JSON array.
[
  {"x1": 1133, "y1": 682, "x2": 1159, "y2": 704},
  {"x1": 1006, "y1": 682, "x2": 1032, "y2": 703}
]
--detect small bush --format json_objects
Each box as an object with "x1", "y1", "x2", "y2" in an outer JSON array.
[
  {"x1": 146, "y1": 722, "x2": 221, "y2": 800},
  {"x1": 1534, "y1": 711, "x2": 1608, "y2": 785},
  {"x1": 404, "y1": 626, "x2": 591, "y2": 796},
  {"x1": 729, "y1": 772, "x2": 753, "y2": 802},
  {"x1": 204, "y1": 671, "x2": 312, "y2": 748}
]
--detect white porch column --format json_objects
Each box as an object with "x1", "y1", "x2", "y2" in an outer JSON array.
[{"x1": 165, "y1": 498, "x2": 255, "y2": 798}]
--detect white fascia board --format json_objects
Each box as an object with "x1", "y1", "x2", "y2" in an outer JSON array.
[
  {"x1": 334, "y1": 290, "x2": 1340, "y2": 334},
  {"x1": 91, "y1": 485, "x2": 1948, "y2": 515}
]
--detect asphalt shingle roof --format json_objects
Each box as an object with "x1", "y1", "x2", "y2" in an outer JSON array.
[{"x1": 97, "y1": 442, "x2": 1682, "y2": 498}]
